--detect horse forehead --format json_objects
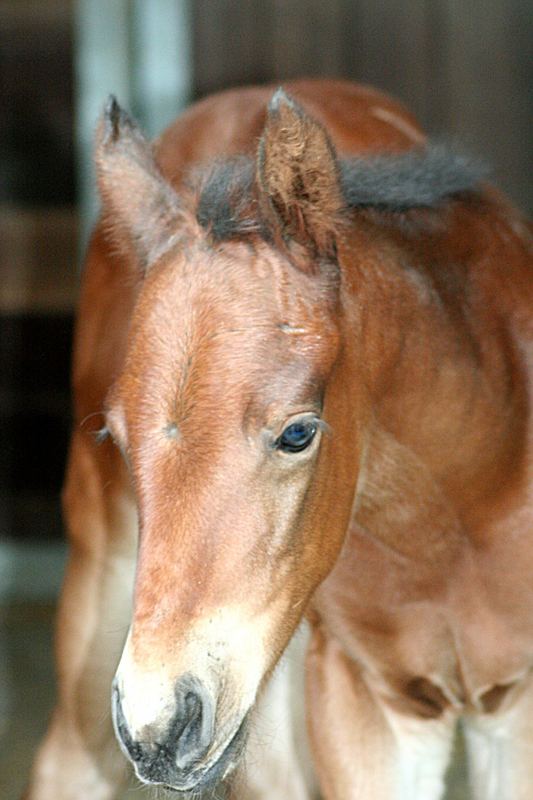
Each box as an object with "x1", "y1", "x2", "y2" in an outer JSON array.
[
  {"x1": 117, "y1": 243, "x2": 337, "y2": 420},
  {"x1": 140, "y1": 235, "x2": 332, "y2": 331},
  {"x1": 129, "y1": 244, "x2": 328, "y2": 362}
]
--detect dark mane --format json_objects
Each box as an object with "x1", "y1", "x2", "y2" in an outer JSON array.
[
  {"x1": 194, "y1": 144, "x2": 487, "y2": 242},
  {"x1": 339, "y1": 144, "x2": 487, "y2": 211}
]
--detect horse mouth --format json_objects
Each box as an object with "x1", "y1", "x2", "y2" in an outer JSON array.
[{"x1": 143, "y1": 713, "x2": 249, "y2": 794}]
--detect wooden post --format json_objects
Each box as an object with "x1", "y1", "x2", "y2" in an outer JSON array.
[{"x1": 74, "y1": 0, "x2": 192, "y2": 250}]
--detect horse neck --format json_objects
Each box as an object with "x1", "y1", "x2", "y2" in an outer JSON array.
[{"x1": 338, "y1": 224, "x2": 525, "y2": 515}]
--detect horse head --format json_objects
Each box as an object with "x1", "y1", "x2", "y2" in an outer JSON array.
[{"x1": 95, "y1": 91, "x2": 362, "y2": 792}]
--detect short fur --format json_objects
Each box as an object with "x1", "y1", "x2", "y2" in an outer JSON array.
[{"x1": 26, "y1": 79, "x2": 533, "y2": 800}]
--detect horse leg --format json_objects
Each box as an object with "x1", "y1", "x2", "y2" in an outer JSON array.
[
  {"x1": 232, "y1": 625, "x2": 319, "y2": 800},
  {"x1": 24, "y1": 431, "x2": 137, "y2": 800},
  {"x1": 306, "y1": 625, "x2": 456, "y2": 800},
  {"x1": 463, "y1": 679, "x2": 533, "y2": 800}
]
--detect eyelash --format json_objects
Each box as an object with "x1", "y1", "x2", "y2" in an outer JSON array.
[{"x1": 94, "y1": 426, "x2": 110, "y2": 444}]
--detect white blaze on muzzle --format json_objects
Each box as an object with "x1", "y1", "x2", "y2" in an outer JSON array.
[{"x1": 113, "y1": 605, "x2": 271, "y2": 748}]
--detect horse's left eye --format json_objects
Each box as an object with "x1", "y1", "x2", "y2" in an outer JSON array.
[{"x1": 276, "y1": 420, "x2": 318, "y2": 453}]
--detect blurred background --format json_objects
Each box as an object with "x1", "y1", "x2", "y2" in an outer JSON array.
[{"x1": 0, "y1": 1, "x2": 531, "y2": 798}]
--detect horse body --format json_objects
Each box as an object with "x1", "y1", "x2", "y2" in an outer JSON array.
[
  {"x1": 319, "y1": 188, "x2": 533, "y2": 703},
  {"x1": 26, "y1": 80, "x2": 533, "y2": 799}
]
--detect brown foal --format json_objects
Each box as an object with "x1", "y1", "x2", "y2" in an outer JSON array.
[{"x1": 26, "y1": 80, "x2": 533, "y2": 799}]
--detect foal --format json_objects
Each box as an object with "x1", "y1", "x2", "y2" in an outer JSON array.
[{"x1": 26, "y1": 80, "x2": 533, "y2": 799}]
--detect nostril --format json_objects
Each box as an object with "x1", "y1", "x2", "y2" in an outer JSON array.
[
  {"x1": 111, "y1": 675, "x2": 215, "y2": 781},
  {"x1": 171, "y1": 675, "x2": 215, "y2": 769},
  {"x1": 174, "y1": 690, "x2": 203, "y2": 759}
]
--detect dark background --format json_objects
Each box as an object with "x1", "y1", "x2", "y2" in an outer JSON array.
[{"x1": 1, "y1": 0, "x2": 532, "y2": 545}]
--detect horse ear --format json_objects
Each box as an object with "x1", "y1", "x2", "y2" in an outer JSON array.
[
  {"x1": 95, "y1": 96, "x2": 181, "y2": 269},
  {"x1": 257, "y1": 89, "x2": 343, "y2": 263}
]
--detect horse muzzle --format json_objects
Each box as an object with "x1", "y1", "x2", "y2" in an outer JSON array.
[{"x1": 112, "y1": 675, "x2": 248, "y2": 792}]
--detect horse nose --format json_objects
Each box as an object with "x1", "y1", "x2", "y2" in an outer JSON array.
[
  {"x1": 170, "y1": 675, "x2": 215, "y2": 768},
  {"x1": 112, "y1": 676, "x2": 215, "y2": 781}
]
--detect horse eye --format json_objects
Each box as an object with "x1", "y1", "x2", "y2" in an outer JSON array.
[{"x1": 276, "y1": 420, "x2": 318, "y2": 453}]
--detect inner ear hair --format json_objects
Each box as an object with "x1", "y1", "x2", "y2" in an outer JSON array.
[
  {"x1": 94, "y1": 96, "x2": 183, "y2": 270},
  {"x1": 257, "y1": 88, "x2": 344, "y2": 261}
]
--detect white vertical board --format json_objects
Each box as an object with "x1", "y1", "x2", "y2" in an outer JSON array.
[
  {"x1": 74, "y1": 0, "x2": 192, "y2": 250},
  {"x1": 74, "y1": 0, "x2": 132, "y2": 245},
  {"x1": 132, "y1": 0, "x2": 192, "y2": 137}
]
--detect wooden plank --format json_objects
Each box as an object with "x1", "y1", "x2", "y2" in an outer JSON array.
[
  {"x1": 442, "y1": 0, "x2": 533, "y2": 213},
  {"x1": 341, "y1": 0, "x2": 432, "y2": 125},
  {"x1": 193, "y1": 0, "x2": 344, "y2": 94},
  {"x1": 271, "y1": 0, "x2": 344, "y2": 79},
  {"x1": 131, "y1": 0, "x2": 192, "y2": 136},
  {"x1": 0, "y1": 206, "x2": 78, "y2": 313},
  {"x1": 193, "y1": 0, "x2": 273, "y2": 95},
  {"x1": 74, "y1": 0, "x2": 132, "y2": 242}
]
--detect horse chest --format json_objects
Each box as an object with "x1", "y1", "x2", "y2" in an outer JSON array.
[{"x1": 314, "y1": 517, "x2": 533, "y2": 719}]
